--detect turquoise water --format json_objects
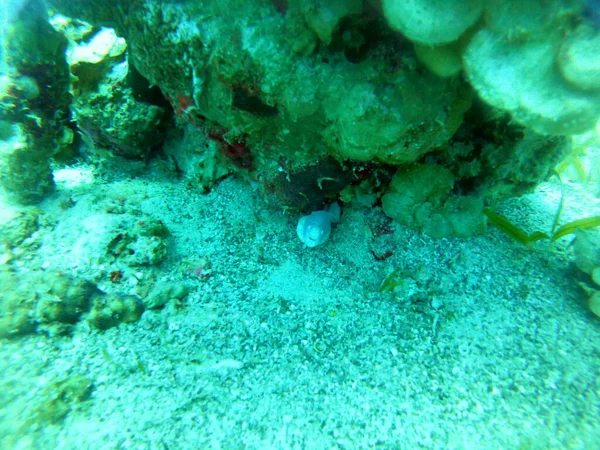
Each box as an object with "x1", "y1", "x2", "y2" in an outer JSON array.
[{"x1": 1, "y1": 1, "x2": 600, "y2": 448}]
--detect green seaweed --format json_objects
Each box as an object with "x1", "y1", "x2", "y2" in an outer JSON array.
[
  {"x1": 483, "y1": 209, "x2": 549, "y2": 246},
  {"x1": 485, "y1": 169, "x2": 600, "y2": 246},
  {"x1": 551, "y1": 216, "x2": 600, "y2": 242},
  {"x1": 550, "y1": 171, "x2": 565, "y2": 235},
  {"x1": 484, "y1": 208, "x2": 600, "y2": 246},
  {"x1": 379, "y1": 269, "x2": 405, "y2": 293}
]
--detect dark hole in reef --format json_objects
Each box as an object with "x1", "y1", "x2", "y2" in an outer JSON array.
[
  {"x1": 123, "y1": 64, "x2": 173, "y2": 160},
  {"x1": 322, "y1": 3, "x2": 412, "y2": 65},
  {"x1": 455, "y1": 97, "x2": 524, "y2": 146},
  {"x1": 439, "y1": 96, "x2": 527, "y2": 195},
  {"x1": 336, "y1": 16, "x2": 399, "y2": 63},
  {"x1": 452, "y1": 176, "x2": 478, "y2": 196},
  {"x1": 270, "y1": 158, "x2": 353, "y2": 212},
  {"x1": 128, "y1": 62, "x2": 171, "y2": 110},
  {"x1": 272, "y1": 0, "x2": 288, "y2": 15},
  {"x1": 17, "y1": 62, "x2": 70, "y2": 125},
  {"x1": 232, "y1": 87, "x2": 279, "y2": 117}
]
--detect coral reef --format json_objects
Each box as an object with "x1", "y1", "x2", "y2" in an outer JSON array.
[
  {"x1": 0, "y1": 0, "x2": 72, "y2": 203},
  {"x1": 17, "y1": 0, "x2": 600, "y2": 237},
  {"x1": 62, "y1": 22, "x2": 169, "y2": 159}
]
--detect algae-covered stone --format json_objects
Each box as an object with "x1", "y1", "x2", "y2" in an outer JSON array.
[
  {"x1": 162, "y1": 127, "x2": 233, "y2": 193},
  {"x1": 0, "y1": 268, "x2": 147, "y2": 336},
  {"x1": 0, "y1": 269, "x2": 98, "y2": 338},
  {"x1": 323, "y1": 72, "x2": 470, "y2": 164},
  {"x1": 72, "y1": 213, "x2": 170, "y2": 267},
  {"x1": 136, "y1": 217, "x2": 170, "y2": 239},
  {"x1": 88, "y1": 293, "x2": 144, "y2": 330},
  {"x1": 45, "y1": 0, "x2": 590, "y2": 222},
  {"x1": 61, "y1": 23, "x2": 167, "y2": 160},
  {"x1": 429, "y1": 195, "x2": 485, "y2": 239},
  {"x1": 0, "y1": 269, "x2": 37, "y2": 338},
  {"x1": 0, "y1": 208, "x2": 41, "y2": 247},
  {"x1": 143, "y1": 282, "x2": 189, "y2": 310},
  {"x1": 383, "y1": 164, "x2": 454, "y2": 222},
  {"x1": 33, "y1": 374, "x2": 93, "y2": 425},
  {"x1": 445, "y1": 106, "x2": 571, "y2": 203},
  {"x1": 382, "y1": 0, "x2": 483, "y2": 45},
  {"x1": 106, "y1": 218, "x2": 169, "y2": 267},
  {"x1": 52, "y1": 0, "x2": 471, "y2": 177},
  {"x1": 73, "y1": 79, "x2": 167, "y2": 159},
  {"x1": 35, "y1": 275, "x2": 97, "y2": 335}
]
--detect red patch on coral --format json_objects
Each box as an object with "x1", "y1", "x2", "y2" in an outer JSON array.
[{"x1": 208, "y1": 130, "x2": 254, "y2": 170}]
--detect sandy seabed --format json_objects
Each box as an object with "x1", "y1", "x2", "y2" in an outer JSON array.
[{"x1": 1, "y1": 158, "x2": 599, "y2": 450}]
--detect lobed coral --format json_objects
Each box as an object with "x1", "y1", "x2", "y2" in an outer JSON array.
[{"x1": 35, "y1": 0, "x2": 600, "y2": 239}]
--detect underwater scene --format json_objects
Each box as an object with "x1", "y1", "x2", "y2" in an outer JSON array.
[{"x1": 1, "y1": 0, "x2": 600, "y2": 448}]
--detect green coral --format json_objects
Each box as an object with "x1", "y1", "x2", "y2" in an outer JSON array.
[
  {"x1": 558, "y1": 24, "x2": 600, "y2": 91},
  {"x1": 382, "y1": 164, "x2": 485, "y2": 238},
  {"x1": 463, "y1": 28, "x2": 600, "y2": 136},
  {"x1": 382, "y1": 0, "x2": 483, "y2": 45},
  {"x1": 381, "y1": 0, "x2": 600, "y2": 136}
]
